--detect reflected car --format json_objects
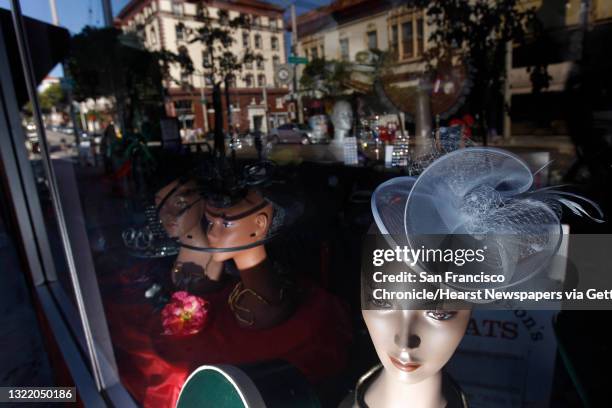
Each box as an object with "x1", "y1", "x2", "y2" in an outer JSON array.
[
  {"x1": 268, "y1": 123, "x2": 314, "y2": 144},
  {"x1": 55, "y1": 126, "x2": 74, "y2": 135}
]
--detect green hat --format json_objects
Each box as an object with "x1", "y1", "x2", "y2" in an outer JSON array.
[{"x1": 176, "y1": 362, "x2": 321, "y2": 408}]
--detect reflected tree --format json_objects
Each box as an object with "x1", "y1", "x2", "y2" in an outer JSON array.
[
  {"x1": 179, "y1": 9, "x2": 263, "y2": 157},
  {"x1": 416, "y1": 0, "x2": 543, "y2": 144},
  {"x1": 67, "y1": 26, "x2": 186, "y2": 136},
  {"x1": 300, "y1": 58, "x2": 352, "y2": 99}
]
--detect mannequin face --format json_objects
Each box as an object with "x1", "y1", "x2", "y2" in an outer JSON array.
[
  {"x1": 363, "y1": 310, "x2": 470, "y2": 384},
  {"x1": 331, "y1": 101, "x2": 353, "y2": 131},
  {"x1": 155, "y1": 179, "x2": 203, "y2": 239},
  {"x1": 204, "y1": 190, "x2": 273, "y2": 264}
]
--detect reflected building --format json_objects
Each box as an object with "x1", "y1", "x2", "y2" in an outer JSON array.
[
  {"x1": 295, "y1": 0, "x2": 612, "y2": 141},
  {"x1": 296, "y1": 1, "x2": 426, "y2": 64},
  {"x1": 115, "y1": 0, "x2": 291, "y2": 133}
]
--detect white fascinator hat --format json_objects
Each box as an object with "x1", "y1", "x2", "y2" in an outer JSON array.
[{"x1": 372, "y1": 147, "x2": 603, "y2": 289}]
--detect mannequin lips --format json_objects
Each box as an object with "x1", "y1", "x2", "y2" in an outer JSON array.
[{"x1": 389, "y1": 355, "x2": 421, "y2": 372}]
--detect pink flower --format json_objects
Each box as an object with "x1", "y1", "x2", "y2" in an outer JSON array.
[{"x1": 161, "y1": 291, "x2": 210, "y2": 335}]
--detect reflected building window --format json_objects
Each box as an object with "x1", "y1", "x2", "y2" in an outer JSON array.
[
  {"x1": 390, "y1": 9, "x2": 426, "y2": 61},
  {"x1": 417, "y1": 17, "x2": 424, "y2": 56},
  {"x1": 390, "y1": 24, "x2": 398, "y2": 58},
  {"x1": 258, "y1": 74, "x2": 266, "y2": 87},
  {"x1": 149, "y1": 26, "x2": 157, "y2": 45},
  {"x1": 367, "y1": 30, "x2": 377, "y2": 50},
  {"x1": 256, "y1": 58, "x2": 264, "y2": 70},
  {"x1": 196, "y1": 4, "x2": 207, "y2": 18},
  {"x1": 401, "y1": 21, "x2": 413, "y2": 59},
  {"x1": 340, "y1": 38, "x2": 349, "y2": 61},
  {"x1": 245, "y1": 74, "x2": 254, "y2": 87},
  {"x1": 271, "y1": 36, "x2": 279, "y2": 50},
  {"x1": 136, "y1": 24, "x2": 145, "y2": 42},
  {"x1": 227, "y1": 75, "x2": 237, "y2": 88},
  {"x1": 254, "y1": 34, "x2": 262, "y2": 49},
  {"x1": 311, "y1": 47, "x2": 318, "y2": 59},
  {"x1": 202, "y1": 51, "x2": 211, "y2": 68},
  {"x1": 272, "y1": 55, "x2": 280, "y2": 67},
  {"x1": 243, "y1": 32, "x2": 250, "y2": 47},
  {"x1": 172, "y1": 1, "x2": 183, "y2": 16},
  {"x1": 176, "y1": 24, "x2": 185, "y2": 41},
  {"x1": 174, "y1": 99, "x2": 193, "y2": 113}
]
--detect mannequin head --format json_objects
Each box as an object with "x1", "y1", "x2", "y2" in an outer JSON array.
[
  {"x1": 363, "y1": 309, "x2": 470, "y2": 384},
  {"x1": 331, "y1": 100, "x2": 353, "y2": 132},
  {"x1": 155, "y1": 179, "x2": 204, "y2": 240},
  {"x1": 205, "y1": 190, "x2": 274, "y2": 270}
]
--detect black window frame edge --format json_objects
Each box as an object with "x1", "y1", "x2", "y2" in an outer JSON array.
[{"x1": 0, "y1": 5, "x2": 137, "y2": 407}]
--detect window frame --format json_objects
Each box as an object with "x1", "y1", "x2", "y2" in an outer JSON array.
[{"x1": 0, "y1": 5, "x2": 137, "y2": 406}]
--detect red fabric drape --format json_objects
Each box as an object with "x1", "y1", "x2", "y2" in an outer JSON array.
[{"x1": 103, "y1": 270, "x2": 351, "y2": 407}]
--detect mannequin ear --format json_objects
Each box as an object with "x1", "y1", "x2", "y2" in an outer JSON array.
[{"x1": 254, "y1": 213, "x2": 269, "y2": 235}]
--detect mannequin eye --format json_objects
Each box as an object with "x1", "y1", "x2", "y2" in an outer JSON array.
[
  {"x1": 222, "y1": 221, "x2": 233, "y2": 228},
  {"x1": 369, "y1": 295, "x2": 391, "y2": 309},
  {"x1": 425, "y1": 310, "x2": 457, "y2": 321}
]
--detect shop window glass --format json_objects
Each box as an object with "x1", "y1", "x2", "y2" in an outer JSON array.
[{"x1": 2, "y1": 1, "x2": 605, "y2": 407}]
